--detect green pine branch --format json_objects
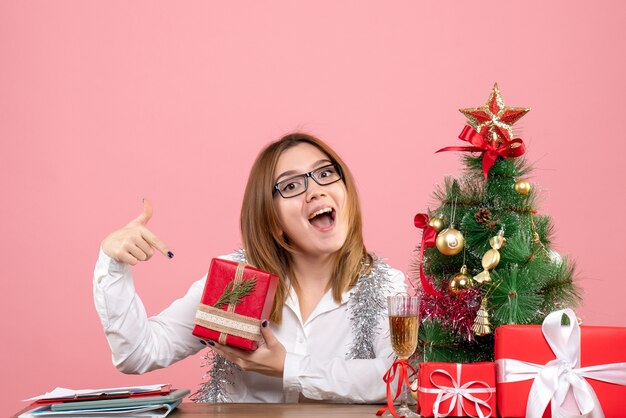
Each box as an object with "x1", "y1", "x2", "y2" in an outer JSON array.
[
  {"x1": 213, "y1": 276, "x2": 257, "y2": 309},
  {"x1": 418, "y1": 318, "x2": 494, "y2": 362},
  {"x1": 490, "y1": 265, "x2": 543, "y2": 326},
  {"x1": 539, "y1": 257, "x2": 581, "y2": 310},
  {"x1": 463, "y1": 154, "x2": 532, "y2": 178}
]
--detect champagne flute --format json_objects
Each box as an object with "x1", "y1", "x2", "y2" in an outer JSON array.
[{"x1": 387, "y1": 294, "x2": 421, "y2": 418}]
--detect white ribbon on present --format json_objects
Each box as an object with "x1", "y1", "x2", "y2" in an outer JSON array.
[
  {"x1": 496, "y1": 309, "x2": 626, "y2": 418},
  {"x1": 418, "y1": 363, "x2": 495, "y2": 418}
]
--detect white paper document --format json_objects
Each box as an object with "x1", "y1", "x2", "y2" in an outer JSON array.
[{"x1": 23, "y1": 385, "x2": 169, "y2": 402}]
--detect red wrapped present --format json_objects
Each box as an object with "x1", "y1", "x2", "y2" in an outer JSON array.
[
  {"x1": 495, "y1": 309, "x2": 626, "y2": 418},
  {"x1": 192, "y1": 258, "x2": 279, "y2": 350},
  {"x1": 417, "y1": 362, "x2": 496, "y2": 418}
]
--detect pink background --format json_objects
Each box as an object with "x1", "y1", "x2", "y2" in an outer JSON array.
[{"x1": 2, "y1": 1, "x2": 625, "y2": 415}]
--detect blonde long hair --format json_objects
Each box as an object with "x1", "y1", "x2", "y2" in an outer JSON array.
[{"x1": 240, "y1": 132, "x2": 372, "y2": 324}]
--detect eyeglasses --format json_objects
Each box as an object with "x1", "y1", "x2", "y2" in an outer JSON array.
[{"x1": 273, "y1": 163, "x2": 343, "y2": 198}]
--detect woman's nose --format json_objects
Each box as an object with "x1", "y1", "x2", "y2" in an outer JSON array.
[{"x1": 305, "y1": 181, "x2": 326, "y2": 201}]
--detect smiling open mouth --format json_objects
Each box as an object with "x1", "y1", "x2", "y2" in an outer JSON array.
[{"x1": 308, "y1": 208, "x2": 336, "y2": 229}]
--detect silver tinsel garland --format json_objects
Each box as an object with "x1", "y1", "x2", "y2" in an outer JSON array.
[
  {"x1": 193, "y1": 250, "x2": 391, "y2": 402},
  {"x1": 346, "y1": 255, "x2": 393, "y2": 359},
  {"x1": 190, "y1": 350, "x2": 237, "y2": 403}
]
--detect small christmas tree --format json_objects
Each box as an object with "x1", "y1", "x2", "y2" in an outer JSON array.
[{"x1": 412, "y1": 84, "x2": 581, "y2": 363}]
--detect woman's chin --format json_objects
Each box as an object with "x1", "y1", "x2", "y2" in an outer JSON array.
[
  {"x1": 311, "y1": 240, "x2": 347, "y2": 257},
  {"x1": 292, "y1": 240, "x2": 345, "y2": 258}
]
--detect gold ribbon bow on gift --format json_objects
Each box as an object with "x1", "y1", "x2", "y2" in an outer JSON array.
[
  {"x1": 496, "y1": 309, "x2": 626, "y2": 418},
  {"x1": 418, "y1": 363, "x2": 495, "y2": 418},
  {"x1": 194, "y1": 262, "x2": 262, "y2": 344}
]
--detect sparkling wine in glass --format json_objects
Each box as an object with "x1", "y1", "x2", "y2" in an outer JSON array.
[
  {"x1": 389, "y1": 315, "x2": 418, "y2": 358},
  {"x1": 387, "y1": 295, "x2": 421, "y2": 418}
]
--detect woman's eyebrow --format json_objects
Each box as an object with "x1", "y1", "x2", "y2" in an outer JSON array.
[{"x1": 275, "y1": 159, "x2": 332, "y2": 182}]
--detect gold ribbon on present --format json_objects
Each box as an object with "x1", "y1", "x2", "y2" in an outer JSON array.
[
  {"x1": 195, "y1": 304, "x2": 262, "y2": 343},
  {"x1": 194, "y1": 262, "x2": 261, "y2": 344}
]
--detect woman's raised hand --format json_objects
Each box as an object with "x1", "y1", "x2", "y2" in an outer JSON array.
[{"x1": 101, "y1": 199, "x2": 173, "y2": 265}]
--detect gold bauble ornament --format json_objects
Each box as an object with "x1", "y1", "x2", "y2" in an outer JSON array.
[
  {"x1": 436, "y1": 227, "x2": 465, "y2": 256},
  {"x1": 428, "y1": 217, "x2": 444, "y2": 233},
  {"x1": 449, "y1": 265, "x2": 474, "y2": 294},
  {"x1": 514, "y1": 180, "x2": 531, "y2": 195}
]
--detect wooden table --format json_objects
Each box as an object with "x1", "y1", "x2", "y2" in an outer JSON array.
[{"x1": 171, "y1": 403, "x2": 383, "y2": 417}]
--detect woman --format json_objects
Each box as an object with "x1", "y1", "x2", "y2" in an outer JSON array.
[{"x1": 93, "y1": 132, "x2": 406, "y2": 403}]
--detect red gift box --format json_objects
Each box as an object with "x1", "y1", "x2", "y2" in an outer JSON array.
[
  {"x1": 192, "y1": 258, "x2": 279, "y2": 350},
  {"x1": 417, "y1": 362, "x2": 496, "y2": 418},
  {"x1": 495, "y1": 309, "x2": 626, "y2": 418}
]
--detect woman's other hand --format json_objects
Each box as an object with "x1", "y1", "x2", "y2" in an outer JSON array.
[
  {"x1": 101, "y1": 199, "x2": 173, "y2": 265},
  {"x1": 207, "y1": 320, "x2": 286, "y2": 378}
]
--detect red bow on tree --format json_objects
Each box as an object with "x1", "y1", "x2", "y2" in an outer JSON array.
[
  {"x1": 436, "y1": 126, "x2": 526, "y2": 178},
  {"x1": 414, "y1": 214, "x2": 443, "y2": 297}
]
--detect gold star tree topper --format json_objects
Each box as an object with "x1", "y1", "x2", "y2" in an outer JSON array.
[{"x1": 459, "y1": 83, "x2": 530, "y2": 146}]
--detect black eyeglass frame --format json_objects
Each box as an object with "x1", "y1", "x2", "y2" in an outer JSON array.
[{"x1": 272, "y1": 163, "x2": 344, "y2": 198}]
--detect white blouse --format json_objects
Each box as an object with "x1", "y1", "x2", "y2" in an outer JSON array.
[{"x1": 93, "y1": 248, "x2": 407, "y2": 403}]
